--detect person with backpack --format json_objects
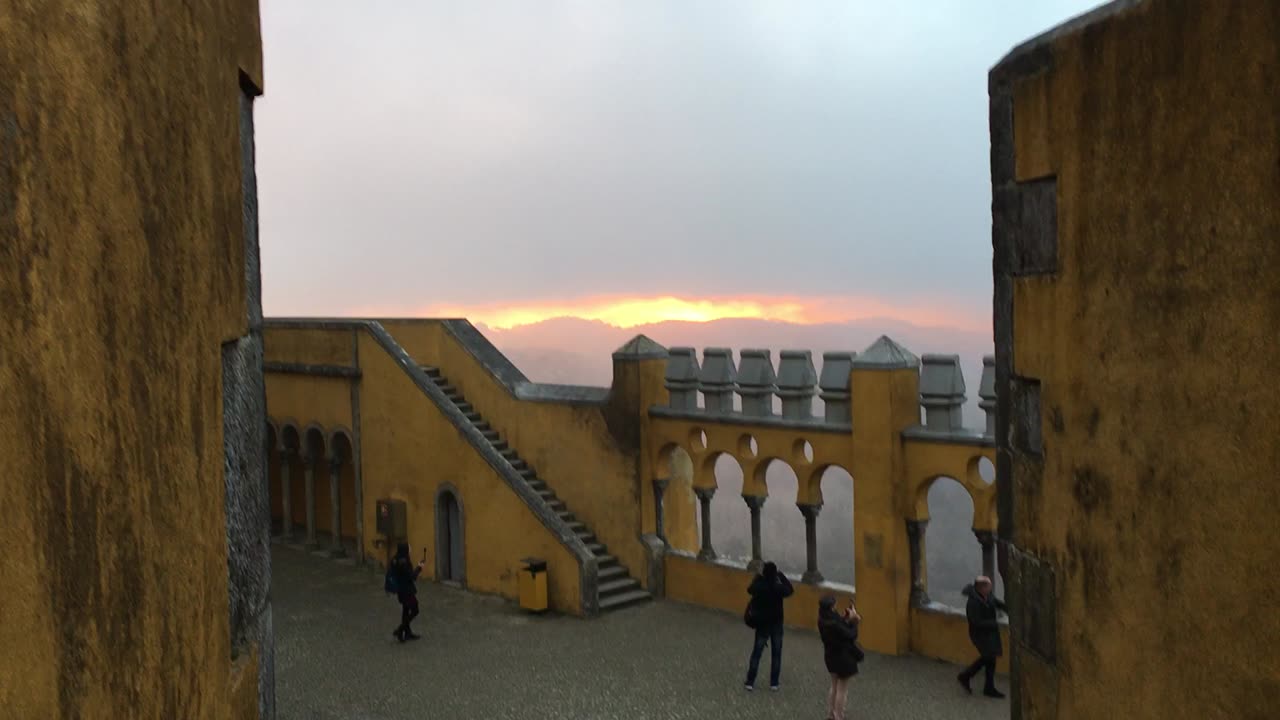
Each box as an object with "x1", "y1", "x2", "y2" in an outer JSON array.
[
  {"x1": 743, "y1": 561, "x2": 794, "y2": 691},
  {"x1": 386, "y1": 542, "x2": 425, "y2": 642},
  {"x1": 818, "y1": 595, "x2": 864, "y2": 720}
]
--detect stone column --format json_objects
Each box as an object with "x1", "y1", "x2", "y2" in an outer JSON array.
[
  {"x1": 798, "y1": 503, "x2": 824, "y2": 584},
  {"x1": 303, "y1": 455, "x2": 318, "y2": 548},
  {"x1": 975, "y1": 529, "x2": 996, "y2": 580},
  {"x1": 652, "y1": 478, "x2": 669, "y2": 543},
  {"x1": 694, "y1": 487, "x2": 717, "y2": 560},
  {"x1": 279, "y1": 447, "x2": 294, "y2": 540},
  {"x1": 329, "y1": 456, "x2": 345, "y2": 557},
  {"x1": 743, "y1": 495, "x2": 766, "y2": 572},
  {"x1": 906, "y1": 518, "x2": 929, "y2": 606}
]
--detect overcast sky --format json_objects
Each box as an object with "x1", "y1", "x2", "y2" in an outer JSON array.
[{"x1": 256, "y1": 0, "x2": 1101, "y2": 327}]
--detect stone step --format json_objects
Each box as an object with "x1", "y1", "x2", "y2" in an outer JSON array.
[
  {"x1": 465, "y1": 412, "x2": 481, "y2": 423},
  {"x1": 597, "y1": 564, "x2": 628, "y2": 581},
  {"x1": 598, "y1": 589, "x2": 651, "y2": 612},
  {"x1": 439, "y1": 384, "x2": 457, "y2": 396},
  {"x1": 527, "y1": 479, "x2": 547, "y2": 491},
  {"x1": 483, "y1": 431, "x2": 501, "y2": 443},
  {"x1": 457, "y1": 402, "x2": 474, "y2": 414},
  {"x1": 598, "y1": 578, "x2": 641, "y2": 596},
  {"x1": 420, "y1": 366, "x2": 441, "y2": 377},
  {"x1": 500, "y1": 447, "x2": 518, "y2": 459},
  {"x1": 594, "y1": 553, "x2": 617, "y2": 566},
  {"x1": 585, "y1": 542, "x2": 607, "y2": 555},
  {"x1": 519, "y1": 467, "x2": 537, "y2": 480},
  {"x1": 545, "y1": 500, "x2": 566, "y2": 512},
  {"x1": 575, "y1": 532, "x2": 597, "y2": 545},
  {"x1": 565, "y1": 521, "x2": 586, "y2": 534},
  {"x1": 475, "y1": 421, "x2": 492, "y2": 432}
]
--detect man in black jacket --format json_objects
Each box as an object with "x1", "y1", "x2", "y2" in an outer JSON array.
[
  {"x1": 957, "y1": 575, "x2": 1007, "y2": 698},
  {"x1": 744, "y1": 561, "x2": 794, "y2": 691}
]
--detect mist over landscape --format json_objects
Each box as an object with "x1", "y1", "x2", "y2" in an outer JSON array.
[{"x1": 481, "y1": 314, "x2": 1002, "y2": 607}]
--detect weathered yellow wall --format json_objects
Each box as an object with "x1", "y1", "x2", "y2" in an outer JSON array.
[
  {"x1": 665, "y1": 553, "x2": 856, "y2": 632},
  {"x1": 264, "y1": 327, "x2": 355, "y2": 366},
  {"x1": 0, "y1": 1, "x2": 264, "y2": 717},
  {"x1": 266, "y1": 374, "x2": 353, "y2": 430},
  {"x1": 903, "y1": 440, "x2": 997, "y2": 527},
  {"x1": 910, "y1": 607, "x2": 1008, "y2": 673},
  {"x1": 384, "y1": 320, "x2": 647, "y2": 587},
  {"x1": 355, "y1": 331, "x2": 583, "y2": 613},
  {"x1": 995, "y1": 2, "x2": 1280, "y2": 717}
]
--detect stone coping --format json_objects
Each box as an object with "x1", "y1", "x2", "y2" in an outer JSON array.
[
  {"x1": 665, "y1": 547, "x2": 856, "y2": 595},
  {"x1": 648, "y1": 406, "x2": 851, "y2": 435},
  {"x1": 901, "y1": 426, "x2": 995, "y2": 448},
  {"x1": 917, "y1": 600, "x2": 1010, "y2": 627}
]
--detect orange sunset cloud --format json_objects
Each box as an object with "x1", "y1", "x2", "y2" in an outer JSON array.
[{"x1": 357, "y1": 295, "x2": 989, "y2": 334}]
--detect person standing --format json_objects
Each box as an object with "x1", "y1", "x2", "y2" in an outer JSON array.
[
  {"x1": 389, "y1": 542, "x2": 425, "y2": 642},
  {"x1": 744, "y1": 561, "x2": 794, "y2": 691},
  {"x1": 818, "y1": 596, "x2": 863, "y2": 720},
  {"x1": 957, "y1": 575, "x2": 1007, "y2": 698}
]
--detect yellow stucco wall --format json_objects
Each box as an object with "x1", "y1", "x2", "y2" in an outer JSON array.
[
  {"x1": 0, "y1": 1, "x2": 264, "y2": 717},
  {"x1": 354, "y1": 331, "x2": 583, "y2": 613},
  {"x1": 266, "y1": 374, "x2": 353, "y2": 432},
  {"x1": 996, "y1": 2, "x2": 1280, "y2": 717},
  {"x1": 910, "y1": 607, "x2": 1008, "y2": 673},
  {"x1": 383, "y1": 320, "x2": 649, "y2": 588},
  {"x1": 264, "y1": 326, "x2": 355, "y2": 366}
]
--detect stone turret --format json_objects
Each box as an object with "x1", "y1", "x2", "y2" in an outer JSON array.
[
  {"x1": 776, "y1": 350, "x2": 817, "y2": 420},
  {"x1": 736, "y1": 349, "x2": 777, "y2": 417},
  {"x1": 919, "y1": 354, "x2": 966, "y2": 432},
  {"x1": 978, "y1": 355, "x2": 996, "y2": 437},
  {"x1": 819, "y1": 352, "x2": 855, "y2": 424},
  {"x1": 664, "y1": 347, "x2": 700, "y2": 410},
  {"x1": 699, "y1": 348, "x2": 737, "y2": 414}
]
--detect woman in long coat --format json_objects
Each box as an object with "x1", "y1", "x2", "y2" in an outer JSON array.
[{"x1": 817, "y1": 595, "x2": 863, "y2": 720}]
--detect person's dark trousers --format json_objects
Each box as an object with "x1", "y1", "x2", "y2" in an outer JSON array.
[
  {"x1": 397, "y1": 594, "x2": 421, "y2": 639},
  {"x1": 959, "y1": 655, "x2": 997, "y2": 692},
  {"x1": 745, "y1": 624, "x2": 784, "y2": 687}
]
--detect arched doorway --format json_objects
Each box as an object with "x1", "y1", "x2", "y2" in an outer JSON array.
[{"x1": 435, "y1": 486, "x2": 465, "y2": 586}]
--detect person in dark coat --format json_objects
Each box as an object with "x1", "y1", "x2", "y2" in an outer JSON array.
[
  {"x1": 957, "y1": 575, "x2": 1007, "y2": 698},
  {"x1": 818, "y1": 595, "x2": 863, "y2": 720},
  {"x1": 744, "y1": 561, "x2": 794, "y2": 691},
  {"x1": 390, "y1": 542, "x2": 425, "y2": 642}
]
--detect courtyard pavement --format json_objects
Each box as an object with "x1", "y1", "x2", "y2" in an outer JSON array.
[{"x1": 273, "y1": 546, "x2": 1009, "y2": 720}]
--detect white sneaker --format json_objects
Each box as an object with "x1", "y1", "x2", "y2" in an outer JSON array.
[{"x1": 744, "y1": 684, "x2": 754, "y2": 692}]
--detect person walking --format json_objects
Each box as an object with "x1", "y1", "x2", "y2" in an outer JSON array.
[
  {"x1": 389, "y1": 542, "x2": 425, "y2": 642},
  {"x1": 818, "y1": 595, "x2": 863, "y2": 720},
  {"x1": 744, "y1": 561, "x2": 794, "y2": 691},
  {"x1": 957, "y1": 575, "x2": 1007, "y2": 698}
]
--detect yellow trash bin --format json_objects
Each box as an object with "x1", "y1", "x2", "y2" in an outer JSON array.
[{"x1": 518, "y1": 557, "x2": 548, "y2": 613}]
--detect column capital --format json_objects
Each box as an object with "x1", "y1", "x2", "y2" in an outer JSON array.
[
  {"x1": 906, "y1": 517, "x2": 930, "y2": 535},
  {"x1": 652, "y1": 477, "x2": 670, "y2": 492},
  {"x1": 796, "y1": 502, "x2": 823, "y2": 520},
  {"x1": 693, "y1": 486, "x2": 717, "y2": 502},
  {"x1": 742, "y1": 494, "x2": 767, "y2": 511},
  {"x1": 973, "y1": 528, "x2": 997, "y2": 546}
]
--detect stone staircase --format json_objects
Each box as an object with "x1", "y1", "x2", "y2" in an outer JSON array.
[{"x1": 420, "y1": 365, "x2": 651, "y2": 613}]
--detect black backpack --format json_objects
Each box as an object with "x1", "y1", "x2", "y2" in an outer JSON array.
[{"x1": 384, "y1": 568, "x2": 400, "y2": 596}]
